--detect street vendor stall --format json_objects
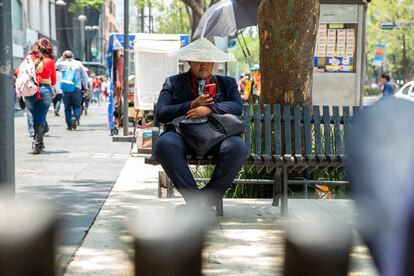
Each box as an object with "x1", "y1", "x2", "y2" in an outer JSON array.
[
  {"x1": 107, "y1": 33, "x2": 136, "y2": 135},
  {"x1": 106, "y1": 33, "x2": 189, "y2": 136},
  {"x1": 133, "y1": 33, "x2": 183, "y2": 111}
]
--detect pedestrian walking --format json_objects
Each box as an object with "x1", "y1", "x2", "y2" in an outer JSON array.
[
  {"x1": 101, "y1": 76, "x2": 109, "y2": 102},
  {"x1": 380, "y1": 72, "x2": 395, "y2": 98},
  {"x1": 17, "y1": 38, "x2": 56, "y2": 154},
  {"x1": 56, "y1": 50, "x2": 89, "y2": 130},
  {"x1": 238, "y1": 73, "x2": 251, "y2": 103},
  {"x1": 53, "y1": 69, "x2": 63, "y2": 116},
  {"x1": 91, "y1": 75, "x2": 102, "y2": 105},
  {"x1": 250, "y1": 64, "x2": 261, "y2": 104},
  {"x1": 80, "y1": 77, "x2": 91, "y2": 116},
  {"x1": 26, "y1": 108, "x2": 35, "y2": 137},
  {"x1": 154, "y1": 38, "x2": 247, "y2": 212}
]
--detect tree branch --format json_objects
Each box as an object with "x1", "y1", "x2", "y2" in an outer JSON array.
[{"x1": 209, "y1": 0, "x2": 220, "y2": 7}]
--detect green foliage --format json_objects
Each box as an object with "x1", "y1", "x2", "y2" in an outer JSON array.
[
  {"x1": 366, "y1": 0, "x2": 414, "y2": 82},
  {"x1": 228, "y1": 32, "x2": 260, "y2": 77},
  {"x1": 191, "y1": 166, "x2": 273, "y2": 198},
  {"x1": 364, "y1": 87, "x2": 381, "y2": 96},
  {"x1": 132, "y1": 0, "x2": 190, "y2": 34},
  {"x1": 69, "y1": 0, "x2": 104, "y2": 12},
  {"x1": 153, "y1": 0, "x2": 190, "y2": 34}
]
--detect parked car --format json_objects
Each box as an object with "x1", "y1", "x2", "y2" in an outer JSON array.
[{"x1": 395, "y1": 81, "x2": 414, "y2": 102}]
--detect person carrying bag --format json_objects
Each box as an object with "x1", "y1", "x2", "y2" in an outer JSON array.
[{"x1": 154, "y1": 38, "x2": 248, "y2": 211}]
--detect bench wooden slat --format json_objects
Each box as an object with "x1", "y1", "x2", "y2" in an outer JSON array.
[
  {"x1": 333, "y1": 106, "x2": 343, "y2": 156},
  {"x1": 303, "y1": 106, "x2": 312, "y2": 157},
  {"x1": 313, "y1": 106, "x2": 322, "y2": 157},
  {"x1": 243, "y1": 104, "x2": 251, "y2": 154},
  {"x1": 264, "y1": 104, "x2": 272, "y2": 157},
  {"x1": 293, "y1": 106, "x2": 302, "y2": 155},
  {"x1": 343, "y1": 106, "x2": 351, "y2": 154},
  {"x1": 274, "y1": 104, "x2": 282, "y2": 156},
  {"x1": 323, "y1": 106, "x2": 332, "y2": 157},
  {"x1": 253, "y1": 104, "x2": 262, "y2": 157},
  {"x1": 283, "y1": 106, "x2": 292, "y2": 155},
  {"x1": 147, "y1": 102, "x2": 357, "y2": 217},
  {"x1": 352, "y1": 106, "x2": 361, "y2": 118}
]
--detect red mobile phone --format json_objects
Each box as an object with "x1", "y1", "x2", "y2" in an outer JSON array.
[{"x1": 204, "y1": 83, "x2": 216, "y2": 97}]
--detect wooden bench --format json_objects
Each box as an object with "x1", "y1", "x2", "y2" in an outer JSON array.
[{"x1": 145, "y1": 104, "x2": 358, "y2": 216}]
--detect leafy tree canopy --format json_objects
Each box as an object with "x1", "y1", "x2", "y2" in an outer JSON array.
[
  {"x1": 366, "y1": 0, "x2": 414, "y2": 82},
  {"x1": 69, "y1": 0, "x2": 105, "y2": 13}
]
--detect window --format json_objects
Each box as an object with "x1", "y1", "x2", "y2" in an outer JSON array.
[
  {"x1": 401, "y1": 84, "x2": 412, "y2": 95},
  {"x1": 12, "y1": 0, "x2": 24, "y2": 30}
]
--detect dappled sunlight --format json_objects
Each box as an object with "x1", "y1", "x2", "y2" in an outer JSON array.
[
  {"x1": 222, "y1": 229, "x2": 283, "y2": 242},
  {"x1": 65, "y1": 246, "x2": 134, "y2": 275},
  {"x1": 61, "y1": 157, "x2": 377, "y2": 275}
]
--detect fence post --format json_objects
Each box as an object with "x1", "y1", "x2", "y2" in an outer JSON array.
[
  {"x1": 283, "y1": 216, "x2": 352, "y2": 276},
  {"x1": 0, "y1": 200, "x2": 58, "y2": 275},
  {"x1": 0, "y1": 0, "x2": 15, "y2": 195},
  {"x1": 132, "y1": 207, "x2": 210, "y2": 276}
]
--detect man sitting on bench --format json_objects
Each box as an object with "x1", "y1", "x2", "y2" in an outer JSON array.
[{"x1": 154, "y1": 38, "x2": 247, "y2": 212}]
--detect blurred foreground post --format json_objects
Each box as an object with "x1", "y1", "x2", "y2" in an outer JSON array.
[
  {"x1": 0, "y1": 0, "x2": 15, "y2": 195},
  {"x1": 283, "y1": 216, "x2": 352, "y2": 276},
  {"x1": 132, "y1": 208, "x2": 210, "y2": 276},
  {"x1": 0, "y1": 200, "x2": 58, "y2": 276},
  {"x1": 347, "y1": 98, "x2": 414, "y2": 275}
]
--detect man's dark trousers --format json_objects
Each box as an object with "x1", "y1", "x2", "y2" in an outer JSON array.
[
  {"x1": 155, "y1": 131, "x2": 248, "y2": 205},
  {"x1": 63, "y1": 88, "x2": 82, "y2": 128}
]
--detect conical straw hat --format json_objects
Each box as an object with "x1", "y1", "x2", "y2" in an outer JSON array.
[{"x1": 176, "y1": 38, "x2": 235, "y2": 63}]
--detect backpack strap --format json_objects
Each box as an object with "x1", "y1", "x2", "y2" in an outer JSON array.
[{"x1": 34, "y1": 57, "x2": 42, "y2": 69}]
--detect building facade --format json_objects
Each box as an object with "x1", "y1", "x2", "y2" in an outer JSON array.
[
  {"x1": 104, "y1": 0, "x2": 118, "y2": 61},
  {"x1": 12, "y1": 0, "x2": 58, "y2": 67}
]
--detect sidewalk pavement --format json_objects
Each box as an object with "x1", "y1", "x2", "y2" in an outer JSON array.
[
  {"x1": 14, "y1": 104, "x2": 130, "y2": 271},
  {"x1": 14, "y1": 103, "x2": 377, "y2": 275},
  {"x1": 65, "y1": 155, "x2": 378, "y2": 275}
]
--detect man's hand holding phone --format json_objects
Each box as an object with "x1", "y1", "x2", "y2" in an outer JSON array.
[
  {"x1": 191, "y1": 94, "x2": 214, "y2": 109},
  {"x1": 190, "y1": 83, "x2": 217, "y2": 109}
]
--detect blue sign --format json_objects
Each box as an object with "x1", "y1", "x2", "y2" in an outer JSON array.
[{"x1": 180, "y1": 35, "x2": 189, "y2": 48}]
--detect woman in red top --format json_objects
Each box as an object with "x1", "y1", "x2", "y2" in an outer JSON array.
[{"x1": 24, "y1": 38, "x2": 56, "y2": 154}]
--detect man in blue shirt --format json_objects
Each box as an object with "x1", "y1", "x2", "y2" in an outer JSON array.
[
  {"x1": 380, "y1": 73, "x2": 395, "y2": 97},
  {"x1": 56, "y1": 50, "x2": 89, "y2": 130}
]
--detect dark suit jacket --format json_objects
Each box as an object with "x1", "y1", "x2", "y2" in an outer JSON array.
[{"x1": 156, "y1": 71, "x2": 243, "y2": 124}]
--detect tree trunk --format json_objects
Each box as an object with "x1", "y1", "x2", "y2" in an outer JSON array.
[
  {"x1": 191, "y1": 6, "x2": 204, "y2": 35},
  {"x1": 180, "y1": 0, "x2": 220, "y2": 36},
  {"x1": 180, "y1": 0, "x2": 206, "y2": 35},
  {"x1": 258, "y1": 0, "x2": 320, "y2": 106},
  {"x1": 402, "y1": 34, "x2": 409, "y2": 83}
]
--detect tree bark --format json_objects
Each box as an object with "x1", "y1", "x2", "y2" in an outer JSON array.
[
  {"x1": 180, "y1": 0, "x2": 206, "y2": 34},
  {"x1": 180, "y1": 0, "x2": 220, "y2": 36},
  {"x1": 258, "y1": 0, "x2": 320, "y2": 106}
]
